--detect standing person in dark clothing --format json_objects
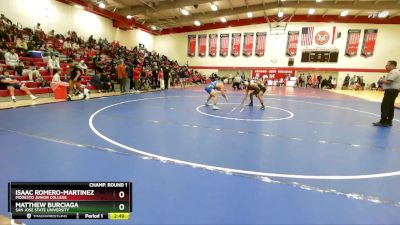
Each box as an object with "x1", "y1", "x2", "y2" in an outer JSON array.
[
  {"x1": 343, "y1": 74, "x2": 350, "y2": 89},
  {"x1": 133, "y1": 64, "x2": 141, "y2": 91},
  {"x1": 373, "y1": 60, "x2": 400, "y2": 127},
  {"x1": 170, "y1": 69, "x2": 176, "y2": 87},
  {"x1": 152, "y1": 67, "x2": 159, "y2": 88},
  {"x1": 68, "y1": 64, "x2": 86, "y2": 100},
  {"x1": 317, "y1": 74, "x2": 323, "y2": 88},
  {"x1": 163, "y1": 64, "x2": 170, "y2": 90},
  {"x1": 178, "y1": 67, "x2": 186, "y2": 88},
  {"x1": 126, "y1": 62, "x2": 134, "y2": 91},
  {"x1": 100, "y1": 73, "x2": 114, "y2": 91}
]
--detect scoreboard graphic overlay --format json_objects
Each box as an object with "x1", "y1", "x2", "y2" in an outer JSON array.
[{"x1": 8, "y1": 182, "x2": 132, "y2": 220}]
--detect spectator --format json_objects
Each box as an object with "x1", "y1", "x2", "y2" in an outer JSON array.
[
  {"x1": 312, "y1": 75, "x2": 318, "y2": 88},
  {"x1": 279, "y1": 78, "x2": 285, "y2": 87},
  {"x1": 63, "y1": 38, "x2": 72, "y2": 54},
  {"x1": 133, "y1": 64, "x2": 141, "y2": 91},
  {"x1": 354, "y1": 80, "x2": 362, "y2": 90},
  {"x1": 88, "y1": 35, "x2": 96, "y2": 48},
  {"x1": 152, "y1": 66, "x2": 159, "y2": 88},
  {"x1": 158, "y1": 68, "x2": 164, "y2": 90},
  {"x1": 51, "y1": 69, "x2": 62, "y2": 83},
  {"x1": 169, "y1": 68, "x2": 176, "y2": 87},
  {"x1": 48, "y1": 29, "x2": 55, "y2": 39},
  {"x1": 0, "y1": 47, "x2": 6, "y2": 60},
  {"x1": 50, "y1": 69, "x2": 69, "y2": 94},
  {"x1": 34, "y1": 23, "x2": 42, "y2": 33},
  {"x1": 377, "y1": 76, "x2": 384, "y2": 91},
  {"x1": 116, "y1": 60, "x2": 128, "y2": 93},
  {"x1": 0, "y1": 26, "x2": 9, "y2": 42},
  {"x1": 178, "y1": 67, "x2": 186, "y2": 88},
  {"x1": 87, "y1": 48, "x2": 96, "y2": 59},
  {"x1": 90, "y1": 72, "x2": 110, "y2": 92},
  {"x1": 306, "y1": 74, "x2": 312, "y2": 88},
  {"x1": 241, "y1": 71, "x2": 246, "y2": 81},
  {"x1": 15, "y1": 62, "x2": 43, "y2": 83},
  {"x1": 77, "y1": 60, "x2": 88, "y2": 74},
  {"x1": 0, "y1": 14, "x2": 12, "y2": 26},
  {"x1": 232, "y1": 74, "x2": 241, "y2": 90},
  {"x1": 162, "y1": 63, "x2": 170, "y2": 90},
  {"x1": 370, "y1": 82, "x2": 377, "y2": 90},
  {"x1": 4, "y1": 48, "x2": 19, "y2": 68},
  {"x1": 7, "y1": 24, "x2": 18, "y2": 42},
  {"x1": 47, "y1": 55, "x2": 61, "y2": 76},
  {"x1": 125, "y1": 62, "x2": 134, "y2": 91},
  {"x1": 15, "y1": 36, "x2": 28, "y2": 52},
  {"x1": 321, "y1": 78, "x2": 328, "y2": 89},
  {"x1": 342, "y1": 74, "x2": 350, "y2": 89},
  {"x1": 332, "y1": 77, "x2": 337, "y2": 88},
  {"x1": 317, "y1": 74, "x2": 323, "y2": 88},
  {"x1": 100, "y1": 73, "x2": 114, "y2": 92},
  {"x1": 33, "y1": 23, "x2": 46, "y2": 49},
  {"x1": 0, "y1": 69, "x2": 38, "y2": 102},
  {"x1": 228, "y1": 73, "x2": 233, "y2": 84},
  {"x1": 72, "y1": 42, "x2": 80, "y2": 51},
  {"x1": 350, "y1": 75, "x2": 357, "y2": 88}
]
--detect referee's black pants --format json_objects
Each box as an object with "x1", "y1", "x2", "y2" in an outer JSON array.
[{"x1": 381, "y1": 89, "x2": 399, "y2": 124}]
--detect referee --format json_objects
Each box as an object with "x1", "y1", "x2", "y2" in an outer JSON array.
[{"x1": 373, "y1": 60, "x2": 400, "y2": 127}]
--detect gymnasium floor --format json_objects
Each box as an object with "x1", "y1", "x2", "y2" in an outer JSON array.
[{"x1": 1, "y1": 86, "x2": 400, "y2": 224}]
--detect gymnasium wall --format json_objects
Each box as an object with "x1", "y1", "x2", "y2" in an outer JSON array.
[
  {"x1": 0, "y1": 0, "x2": 154, "y2": 50},
  {"x1": 154, "y1": 22, "x2": 399, "y2": 69},
  {"x1": 1, "y1": 0, "x2": 396, "y2": 87},
  {"x1": 154, "y1": 22, "x2": 400, "y2": 86}
]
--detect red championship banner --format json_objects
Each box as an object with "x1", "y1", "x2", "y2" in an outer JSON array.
[
  {"x1": 209, "y1": 34, "x2": 217, "y2": 57},
  {"x1": 361, "y1": 29, "x2": 378, "y2": 58},
  {"x1": 187, "y1": 35, "x2": 196, "y2": 57},
  {"x1": 219, "y1": 34, "x2": 229, "y2": 57},
  {"x1": 286, "y1": 31, "x2": 299, "y2": 56},
  {"x1": 345, "y1": 29, "x2": 361, "y2": 57},
  {"x1": 198, "y1": 34, "x2": 207, "y2": 57},
  {"x1": 252, "y1": 69, "x2": 294, "y2": 79},
  {"x1": 243, "y1": 33, "x2": 254, "y2": 57},
  {"x1": 255, "y1": 32, "x2": 267, "y2": 57},
  {"x1": 231, "y1": 33, "x2": 241, "y2": 57}
]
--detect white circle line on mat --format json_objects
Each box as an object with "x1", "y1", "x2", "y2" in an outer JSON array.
[{"x1": 88, "y1": 96, "x2": 400, "y2": 180}]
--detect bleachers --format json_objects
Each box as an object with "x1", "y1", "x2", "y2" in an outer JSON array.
[
  {"x1": 0, "y1": 71, "x2": 95, "y2": 97},
  {"x1": 1, "y1": 13, "x2": 191, "y2": 102},
  {"x1": 0, "y1": 88, "x2": 51, "y2": 97},
  {"x1": 1, "y1": 53, "x2": 97, "y2": 99}
]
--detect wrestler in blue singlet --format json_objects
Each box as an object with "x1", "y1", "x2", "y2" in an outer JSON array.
[{"x1": 205, "y1": 81, "x2": 219, "y2": 94}]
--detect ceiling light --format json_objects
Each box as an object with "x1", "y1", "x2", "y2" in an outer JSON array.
[
  {"x1": 220, "y1": 17, "x2": 227, "y2": 23},
  {"x1": 181, "y1": 9, "x2": 190, "y2": 16},
  {"x1": 99, "y1": 2, "x2": 106, "y2": 8},
  {"x1": 340, "y1": 10, "x2": 349, "y2": 17},
  {"x1": 194, "y1": 20, "x2": 201, "y2": 26},
  {"x1": 210, "y1": 3, "x2": 218, "y2": 11},
  {"x1": 247, "y1": 12, "x2": 253, "y2": 18},
  {"x1": 316, "y1": 0, "x2": 322, "y2": 2},
  {"x1": 278, "y1": 10, "x2": 284, "y2": 17},
  {"x1": 378, "y1": 10, "x2": 389, "y2": 18},
  {"x1": 308, "y1": 8, "x2": 315, "y2": 15},
  {"x1": 126, "y1": 15, "x2": 133, "y2": 19},
  {"x1": 74, "y1": 4, "x2": 84, "y2": 9}
]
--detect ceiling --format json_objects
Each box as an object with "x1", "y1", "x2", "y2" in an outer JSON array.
[{"x1": 76, "y1": 0, "x2": 400, "y2": 32}]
